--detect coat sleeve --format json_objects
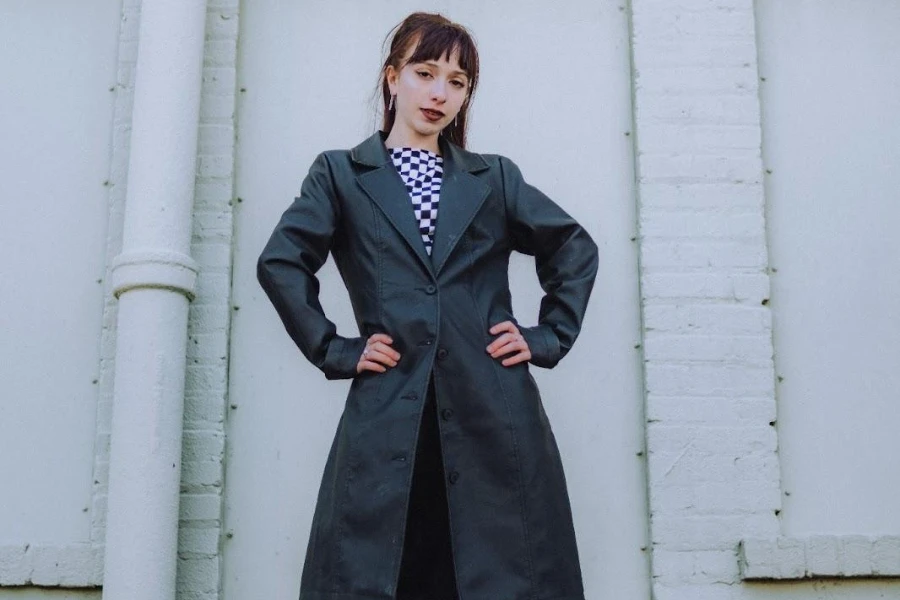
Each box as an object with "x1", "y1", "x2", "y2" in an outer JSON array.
[
  {"x1": 499, "y1": 155, "x2": 600, "y2": 369},
  {"x1": 256, "y1": 152, "x2": 366, "y2": 380}
]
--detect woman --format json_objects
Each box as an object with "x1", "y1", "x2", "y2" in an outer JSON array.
[{"x1": 258, "y1": 12, "x2": 599, "y2": 600}]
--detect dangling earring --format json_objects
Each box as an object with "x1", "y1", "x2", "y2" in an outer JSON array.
[
  {"x1": 389, "y1": 94, "x2": 395, "y2": 111},
  {"x1": 454, "y1": 114, "x2": 459, "y2": 128}
]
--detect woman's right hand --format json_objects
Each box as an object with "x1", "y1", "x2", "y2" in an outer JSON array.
[{"x1": 356, "y1": 333, "x2": 401, "y2": 374}]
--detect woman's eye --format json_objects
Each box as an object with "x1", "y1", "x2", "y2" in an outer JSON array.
[
  {"x1": 451, "y1": 80, "x2": 465, "y2": 88},
  {"x1": 417, "y1": 71, "x2": 432, "y2": 79}
]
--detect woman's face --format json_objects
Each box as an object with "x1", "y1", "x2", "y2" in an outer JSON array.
[{"x1": 386, "y1": 47, "x2": 470, "y2": 144}]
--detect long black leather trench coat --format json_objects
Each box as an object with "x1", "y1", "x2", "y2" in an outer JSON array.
[{"x1": 257, "y1": 131, "x2": 599, "y2": 600}]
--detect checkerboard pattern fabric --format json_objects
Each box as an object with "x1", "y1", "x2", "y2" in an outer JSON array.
[{"x1": 389, "y1": 147, "x2": 444, "y2": 255}]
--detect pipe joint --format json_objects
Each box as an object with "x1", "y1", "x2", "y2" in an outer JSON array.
[{"x1": 111, "y1": 249, "x2": 199, "y2": 301}]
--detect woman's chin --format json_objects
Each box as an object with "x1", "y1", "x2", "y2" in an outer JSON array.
[{"x1": 412, "y1": 123, "x2": 443, "y2": 138}]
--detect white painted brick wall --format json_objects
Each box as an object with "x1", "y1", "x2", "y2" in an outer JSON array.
[
  {"x1": 176, "y1": 1, "x2": 240, "y2": 598},
  {"x1": 68, "y1": 1, "x2": 897, "y2": 597},
  {"x1": 630, "y1": 0, "x2": 782, "y2": 598},
  {"x1": 740, "y1": 535, "x2": 900, "y2": 580},
  {"x1": 0, "y1": 0, "x2": 150, "y2": 587},
  {"x1": 85, "y1": 1, "x2": 237, "y2": 596}
]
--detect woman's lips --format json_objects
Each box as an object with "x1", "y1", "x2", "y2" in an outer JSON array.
[{"x1": 421, "y1": 108, "x2": 444, "y2": 122}]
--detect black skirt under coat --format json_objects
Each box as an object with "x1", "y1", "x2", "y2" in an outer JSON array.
[{"x1": 395, "y1": 377, "x2": 459, "y2": 600}]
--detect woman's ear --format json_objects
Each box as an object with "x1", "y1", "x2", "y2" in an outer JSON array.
[{"x1": 385, "y1": 65, "x2": 398, "y2": 95}]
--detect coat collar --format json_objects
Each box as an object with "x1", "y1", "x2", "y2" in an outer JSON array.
[
  {"x1": 350, "y1": 130, "x2": 490, "y2": 174},
  {"x1": 352, "y1": 131, "x2": 491, "y2": 278}
]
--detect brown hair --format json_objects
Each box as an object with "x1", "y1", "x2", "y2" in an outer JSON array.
[{"x1": 379, "y1": 12, "x2": 479, "y2": 148}]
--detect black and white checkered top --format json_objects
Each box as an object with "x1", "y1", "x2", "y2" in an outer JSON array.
[{"x1": 389, "y1": 147, "x2": 444, "y2": 255}]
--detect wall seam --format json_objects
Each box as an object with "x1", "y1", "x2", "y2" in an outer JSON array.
[{"x1": 623, "y1": 0, "x2": 656, "y2": 598}]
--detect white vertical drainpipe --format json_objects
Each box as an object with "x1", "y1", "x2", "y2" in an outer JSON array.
[{"x1": 103, "y1": 1, "x2": 208, "y2": 599}]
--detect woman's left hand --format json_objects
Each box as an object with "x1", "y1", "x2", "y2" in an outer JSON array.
[{"x1": 486, "y1": 321, "x2": 532, "y2": 367}]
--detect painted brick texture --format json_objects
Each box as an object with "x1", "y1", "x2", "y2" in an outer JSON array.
[
  {"x1": 176, "y1": 1, "x2": 241, "y2": 599},
  {"x1": 64, "y1": 1, "x2": 898, "y2": 598},
  {"x1": 740, "y1": 535, "x2": 900, "y2": 580},
  {"x1": 81, "y1": 0, "x2": 237, "y2": 596},
  {"x1": 629, "y1": 0, "x2": 782, "y2": 598}
]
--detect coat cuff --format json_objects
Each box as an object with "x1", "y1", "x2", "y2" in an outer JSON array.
[
  {"x1": 321, "y1": 335, "x2": 367, "y2": 380},
  {"x1": 521, "y1": 324, "x2": 561, "y2": 369}
]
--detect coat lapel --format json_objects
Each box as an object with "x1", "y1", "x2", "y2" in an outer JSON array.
[
  {"x1": 353, "y1": 133, "x2": 434, "y2": 275},
  {"x1": 429, "y1": 137, "x2": 491, "y2": 275},
  {"x1": 351, "y1": 131, "x2": 491, "y2": 278}
]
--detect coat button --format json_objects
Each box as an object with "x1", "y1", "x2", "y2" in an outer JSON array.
[
  {"x1": 425, "y1": 284, "x2": 436, "y2": 294},
  {"x1": 448, "y1": 470, "x2": 460, "y2": 485},
  {"x1": 441, "y1": 408, "x2": 454, "y2": 420},
  {"x1": 402, "y1": 392, "x2": 418, "y2": 401},
  {"x1": 437, "y1": 348, "x2": 449, "y2": 360}
]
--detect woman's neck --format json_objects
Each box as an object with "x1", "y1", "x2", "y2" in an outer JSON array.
[{"x1": 384, "y1": 126, "x2": 440, "y2": 155}]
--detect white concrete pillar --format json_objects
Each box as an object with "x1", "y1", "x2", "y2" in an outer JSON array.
[{"x1": 103, "y1": 1, "x2": 208, "y2": 599}]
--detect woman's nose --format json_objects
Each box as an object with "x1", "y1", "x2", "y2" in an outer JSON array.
[{"x1": 431, "y1": 80, "x2": 447, "y2": 102}]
